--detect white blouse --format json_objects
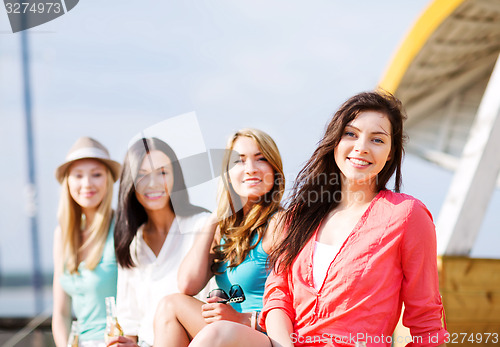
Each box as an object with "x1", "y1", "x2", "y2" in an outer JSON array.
[
  {"x1": 313, "y1": 241, "x2": 340, "y2": 290},
  {"x1": 116, "y1": 212, "x2": 210, "y2": 346}
]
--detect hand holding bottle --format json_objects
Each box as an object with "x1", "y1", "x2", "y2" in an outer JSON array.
[
  {"x1": 66, "y1": 321, "x2": 79, "y2": 347},
  {"x1": 106, "y1": 336, "x2": 138, "y2": 347},
  {"x1": 104, "y1": 297, "x2": 124, "y2": 344}
]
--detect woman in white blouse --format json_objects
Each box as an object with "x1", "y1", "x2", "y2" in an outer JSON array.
[{"x1": 111, "y1": 137, "x2": 208, "y2": 347}]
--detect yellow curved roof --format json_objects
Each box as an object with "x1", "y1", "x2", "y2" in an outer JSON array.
[
  {"x1": 379, "y1": 0, "x2": 466, "y2": 93},
  {"x1": 379, "y1": 0, "x2": 500, "y2": 169}
]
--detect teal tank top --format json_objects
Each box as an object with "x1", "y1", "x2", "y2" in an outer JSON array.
[
  {"x1": 215, "y1": 233, "x2": 269, "y2": 312},
  {"x1": 59, "y1": 221, "x2": 117, "y2": 341}
]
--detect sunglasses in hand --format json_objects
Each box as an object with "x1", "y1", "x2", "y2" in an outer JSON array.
[{"x1": 207, "y1": 284, "x2": 245, "y2": 304}]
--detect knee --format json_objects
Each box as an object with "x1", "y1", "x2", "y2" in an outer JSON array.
[
  {"x1": 192, "y1": 321, "x2": 237, "y2": 347},
  {"x1": 154, "y1": 293, "x2": 185, "y2": 323}
]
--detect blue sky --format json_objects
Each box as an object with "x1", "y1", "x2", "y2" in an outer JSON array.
[{"x1": 0, "y1": 0, "x2": 498, "y2": 279}]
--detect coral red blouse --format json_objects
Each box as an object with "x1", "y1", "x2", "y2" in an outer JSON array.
[{"x1": 261, "y1": 190, "x2": 447, "y2": 346}]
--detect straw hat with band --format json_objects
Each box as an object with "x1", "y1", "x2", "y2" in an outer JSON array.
[{"x1": 55, "y1": 136, "x2": 122, "y2": 184}]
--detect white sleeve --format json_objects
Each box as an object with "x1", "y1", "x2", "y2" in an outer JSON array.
[
  {"x1": 116, "y1": 266, "x2": 141, "y2": 337},
  {"x1": 193, "y1": 212, "x2": 210, "y2": 234},
  {"x1": 179, "y1": 211, "x2": 210, "y2": 235}
]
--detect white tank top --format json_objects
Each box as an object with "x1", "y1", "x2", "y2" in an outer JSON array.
[{"x1": 313, "y1": 241, "x2": 340, "y2": 290}]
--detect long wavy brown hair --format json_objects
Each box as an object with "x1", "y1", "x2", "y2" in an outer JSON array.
[
  {"x1": 269, "y1": 90, "x2": 407, "y2": 273},
  {"x1": 213, "y1": 128, "x2": 285, "y2": 270}
]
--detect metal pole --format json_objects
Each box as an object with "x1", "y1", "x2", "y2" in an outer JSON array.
[{"x1": 20, "y1": 29, "x2": 43, "y2": 315}]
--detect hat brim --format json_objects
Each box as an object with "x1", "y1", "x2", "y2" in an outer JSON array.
[{"x1": 55, "y1": 158, "x2": 122, "y2": 184}]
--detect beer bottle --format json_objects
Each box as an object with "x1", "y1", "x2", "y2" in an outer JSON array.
[
  {"x1": 66, "y1": 321, "x2": 79, "y2": 347},
  {"x1": 104, "y1": 296, "x2": 124, "y2": 343}
]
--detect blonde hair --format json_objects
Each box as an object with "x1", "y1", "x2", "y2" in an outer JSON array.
[
  {"x1": 58, "y1": 168, "x2": 114, "y2": 274},
  {"x1": 214, "y1": 128, "x2": 285, "y2": 269}
]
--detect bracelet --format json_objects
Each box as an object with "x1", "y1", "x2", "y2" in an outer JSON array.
[
  {"x1": 255, "y1": 311, "x2": 262, "y2": 332},
  {"x1": 250, "y1": 311, "x2": 262, "y2": 331}
]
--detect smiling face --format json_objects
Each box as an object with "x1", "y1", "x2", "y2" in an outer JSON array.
[
  {"x1": 334, "y1": 110, "x2": 393, "y2": 192},
  {"x1": 134, "y1": 150, "x2": 174, "y2": 212},
  {"x1": 67, "y1": 159, "x2": 108, "y2": 212},
  {"x1": 228, "y1": 136, "x2": 275, "y2": 205}
]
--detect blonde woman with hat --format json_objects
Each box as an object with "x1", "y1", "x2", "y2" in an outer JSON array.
[{"x1": 52, "y1": 137, "x2": 122, "y2": 347}]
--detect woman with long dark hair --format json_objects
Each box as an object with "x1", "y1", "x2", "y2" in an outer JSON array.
[
  {"x1": 260, "y1": 91, "x2": 448, "y2": 346},
  {"x1": 111, "y1": 137, "x2": 208, "y2": 347}
]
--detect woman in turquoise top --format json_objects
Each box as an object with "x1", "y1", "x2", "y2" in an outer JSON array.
[
  {"x1": 152, "y1": 128, "x2": 285, "y2": 346},
  {"x1": 214, "y1": 233, "x2": 269, "y2": 313},
  {"x1": 52, "y1": 137, "x2": 121, "y2": 347}
]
